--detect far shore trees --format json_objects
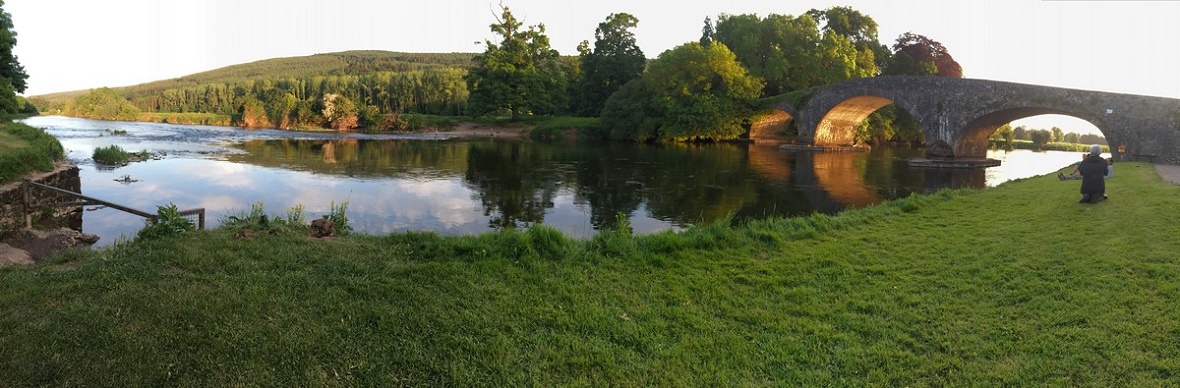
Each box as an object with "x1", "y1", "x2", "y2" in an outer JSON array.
[
  {"x1": 466, "y1": 5, "x2": 568, "y2": 121},
  {"x1": 65, "y1": 88, "x2": 141, "y2": 121}
]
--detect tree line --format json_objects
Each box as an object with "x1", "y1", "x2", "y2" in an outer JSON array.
[
  {"x1": 468, "y1": 5, "x2": 963, "y2": 143},
  {"x1": 39, "y1": 5, "x2": 968, "y2": 140}
]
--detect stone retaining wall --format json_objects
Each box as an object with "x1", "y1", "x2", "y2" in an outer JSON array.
[{"x1": 0, "y1": 163, "x2": 82, "y2": 233}]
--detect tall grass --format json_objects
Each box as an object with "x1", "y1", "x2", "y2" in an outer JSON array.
[
  {"x1": 0, "y1": 121, "x2": 65, "y2": 183},
  {"x1": 2, "y1": 163, "x2": 1180, "y2": 385}
]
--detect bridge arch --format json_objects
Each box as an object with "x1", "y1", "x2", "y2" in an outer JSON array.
[
  {"x1": 954, "y1": 108, "x2": 1108, "y2": 158},
  {"x1": 777, "y1": 76, "x2": 1180, "y2": 165}
]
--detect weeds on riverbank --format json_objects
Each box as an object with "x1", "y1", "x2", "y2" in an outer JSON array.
[
  {"x1": 0, "y1": 121, "x2": 64, "y2": 183},
  {"x1": 220, "y1": 200, "x2": 352, "y2": 236},
  {"x1": 2, "y1": 163, "x2": 1179, "y2": 385}
]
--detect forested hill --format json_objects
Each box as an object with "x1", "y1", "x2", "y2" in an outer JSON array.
[
  {"x1": 128, "y1": 51, "x2": 477, "y2": 94},
  {"x1": 31, "y1": 51, "x2": 477, "y2": 103}
]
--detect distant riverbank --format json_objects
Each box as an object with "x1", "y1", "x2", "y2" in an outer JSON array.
[{"x1": 66, "y1": 111, "x2": 548, "y2": 140}]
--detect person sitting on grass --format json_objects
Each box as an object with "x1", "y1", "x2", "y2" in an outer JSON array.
[
  {"x1": 1059, "y1": 153, "x2": 1087, "y2": 180},
  {"x1": 1060, "y1": 153, "x2": 1114, "y2": 180},
  {"x1": 1078, "y1": 144, "x2": 1108, "y2": 203}
]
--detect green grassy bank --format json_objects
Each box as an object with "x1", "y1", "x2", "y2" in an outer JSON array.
[
  {"x1": 2, "y1": 163, "x2": 1179, "y2": 385},
  {"x1": 0, "y1": 118, "x2": 64, "y2": 183}
]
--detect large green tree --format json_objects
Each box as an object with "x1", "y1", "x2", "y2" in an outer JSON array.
[
  {"x1": 711, "y1": 10, "x2": 876, "y2": 97},
  {"x1": 0, "y1": 0, "x2": 27, "y2": 113},
  {"x1": 466, "y1": 6, "x2": 568, "y2": 121},
  {"x1": 807, "y1": 6, "x2": 889, "y2": 75},
  {"x1": 569, "y1": 13, "x2": 645, "y2": 117},
  {"x1": 604, "y1": 42, "x2": 763, "y2": 141}
]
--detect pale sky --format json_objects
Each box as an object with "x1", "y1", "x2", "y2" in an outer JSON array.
[{"x1": 10, "y1": 0, "x2": 1180, "y2": 133}]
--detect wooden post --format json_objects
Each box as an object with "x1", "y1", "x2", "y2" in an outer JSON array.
[{"x1": 23, "y1": 180, "x2": 32, "y2": 229}]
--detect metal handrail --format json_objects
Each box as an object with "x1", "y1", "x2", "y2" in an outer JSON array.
[{"x1": 22, "y1": 179, "x2": 205, "y2": 229}]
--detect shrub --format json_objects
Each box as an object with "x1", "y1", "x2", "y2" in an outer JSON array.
[
  {"x1": 93, "y1": 145, "x2": 132, "y2": 165},
  {"x1": 137, "y1": 203, "x2": 196, "y2": 240}
]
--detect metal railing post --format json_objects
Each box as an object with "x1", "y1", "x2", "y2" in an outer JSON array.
[{"x1": 22, "y1": 180, "x2": 31, "y2": 229}]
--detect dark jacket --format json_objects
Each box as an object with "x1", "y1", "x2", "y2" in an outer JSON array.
[{"x1": 1078, "y1": 154, "x2": 1107, "y2": 195}]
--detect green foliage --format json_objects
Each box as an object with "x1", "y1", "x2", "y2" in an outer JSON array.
[
  {"x1": 92, "y1": 145, "x2": 132, "y2": 165},
  {"x1": 322, "y1": 94, "x2": 359, "y2": 131},
  {"x1": 713, "y1": 8, "x2": 880, "y2": 97},
  {"x1": 327, "y1": 200, "x2": 352, "y2": 235},
  {"x1": 135, "y1": 203, "x2": 196, "y2": 240},
  {"x1": 0, "y1": 2, "x2": 27, "y2": 114},
  {"x1": 1011, "y1": 140, "x2": 1107, "y2": 152},
  {"x1": 466, "y1": 6, "x2": 568, "y2": 121},
  {"x1": 529, "y1": 116, "x2": 603, "y2": 141},
  {"x1": 636, "y1": 42, "x2": 764, "y2": 141},
  {"x1": 713, "y1": 13, "x2": 817, "y2": 95},
  {"x1": 988, "y1": 123, "x2": 1015, "y2": 150},
  {"x1": 220, "y1": 201, "x2": 310, "y2": 236},
  {"x1": 1028, "y1": 128, "x2": 1052, "y2": 149},
  {"x1": 34, "y1": 51, "x2": 473, "y2": 130},
  {"x1": 66, "y1": 88, "x2": 142, "y2": 121},
  {"x1": 600, "y1": 78, "x2": 664, "y2": 141},
  {"x1": 884, "y1": 32, "x2": 962, "y2": 77},
  {"x1": 0, "y1": 121, "x2": 64, "y2": 183},
  {"x1": 142, "y1": 112, "x2": 235, "y2": 126},
  {"x1": 569, "y1": 13, "x2": 646, "y2": 117}
]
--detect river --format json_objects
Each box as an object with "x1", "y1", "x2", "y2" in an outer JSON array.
[{"x1": 21, "y1": 116, "x2": 1084, "y2": 246}]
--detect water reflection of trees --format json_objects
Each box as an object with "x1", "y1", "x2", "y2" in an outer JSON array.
[
  {"x1": 226, "y1": 139, "x2": 469, "y2": 178},
  {"x1": 225, "y1": 138, "x2": 986, "y2": 233},
  {"x1": 463, "y1": 141, "x2": 559, "y2": 229}
]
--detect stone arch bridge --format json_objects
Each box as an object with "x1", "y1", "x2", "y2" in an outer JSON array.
[{"x1": 751, "y1": 76, "x2": 1180, "y2": 165}]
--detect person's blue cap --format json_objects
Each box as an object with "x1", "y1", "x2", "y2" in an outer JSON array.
[{"x1": 1090, "y1": 144, "x2": 1102, "y2": 155}]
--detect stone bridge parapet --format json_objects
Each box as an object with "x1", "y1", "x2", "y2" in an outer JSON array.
[{"x1": 765, "y1": 76, "x2": 1180, "y2": 164}]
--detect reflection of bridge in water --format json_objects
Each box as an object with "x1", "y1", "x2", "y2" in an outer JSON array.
[{"x1": 747, "y1": 144, "x2": 985, "y2": 212}]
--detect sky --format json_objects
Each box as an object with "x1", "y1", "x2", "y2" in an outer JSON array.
[{"x1": 9, "y1": 0, "x2": 1180, "y2": 134}]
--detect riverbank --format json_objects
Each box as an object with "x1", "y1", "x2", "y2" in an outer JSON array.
[{"x1": 2, "y1": 162, "x2": 1178, "y2": 385}]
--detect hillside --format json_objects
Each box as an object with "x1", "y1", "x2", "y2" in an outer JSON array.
[{"x1": 31, "y1": 50, "x2": 478, "y2": 104}]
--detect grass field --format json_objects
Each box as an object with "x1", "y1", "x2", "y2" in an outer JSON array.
[{"x1": 1, "y1": 162, "x2": 1178, "y2": 385}]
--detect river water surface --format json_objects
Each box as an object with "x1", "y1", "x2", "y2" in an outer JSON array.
[{"x1": 22, "y1": 116, "x2": 1084, "y2": 246}]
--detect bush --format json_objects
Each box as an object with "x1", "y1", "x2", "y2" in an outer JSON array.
[
  {"x1": 93, "y1": 145, "x2": 132, "y2": 165},
  {"x1": 136, "y1": 203, "x2": 196, "y2": 240}
]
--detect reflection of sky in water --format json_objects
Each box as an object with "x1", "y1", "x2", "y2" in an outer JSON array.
[
  {"x1": 77, "y1": 158, "x2": 676, "y2": 247},
  {"x1": 984, "y1": 149, "x2": 1098, "y2": 186},
  {"x1": 22, "y1": 116, "x2": 1089, "y2": 247},
  {"x1": 78, "y1": 159, "x2": 509, "y2": 246}
]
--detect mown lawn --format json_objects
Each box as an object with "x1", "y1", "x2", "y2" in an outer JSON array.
[{"x1": 1, "y1": 162, "x2": 1178, "y2": 386}]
